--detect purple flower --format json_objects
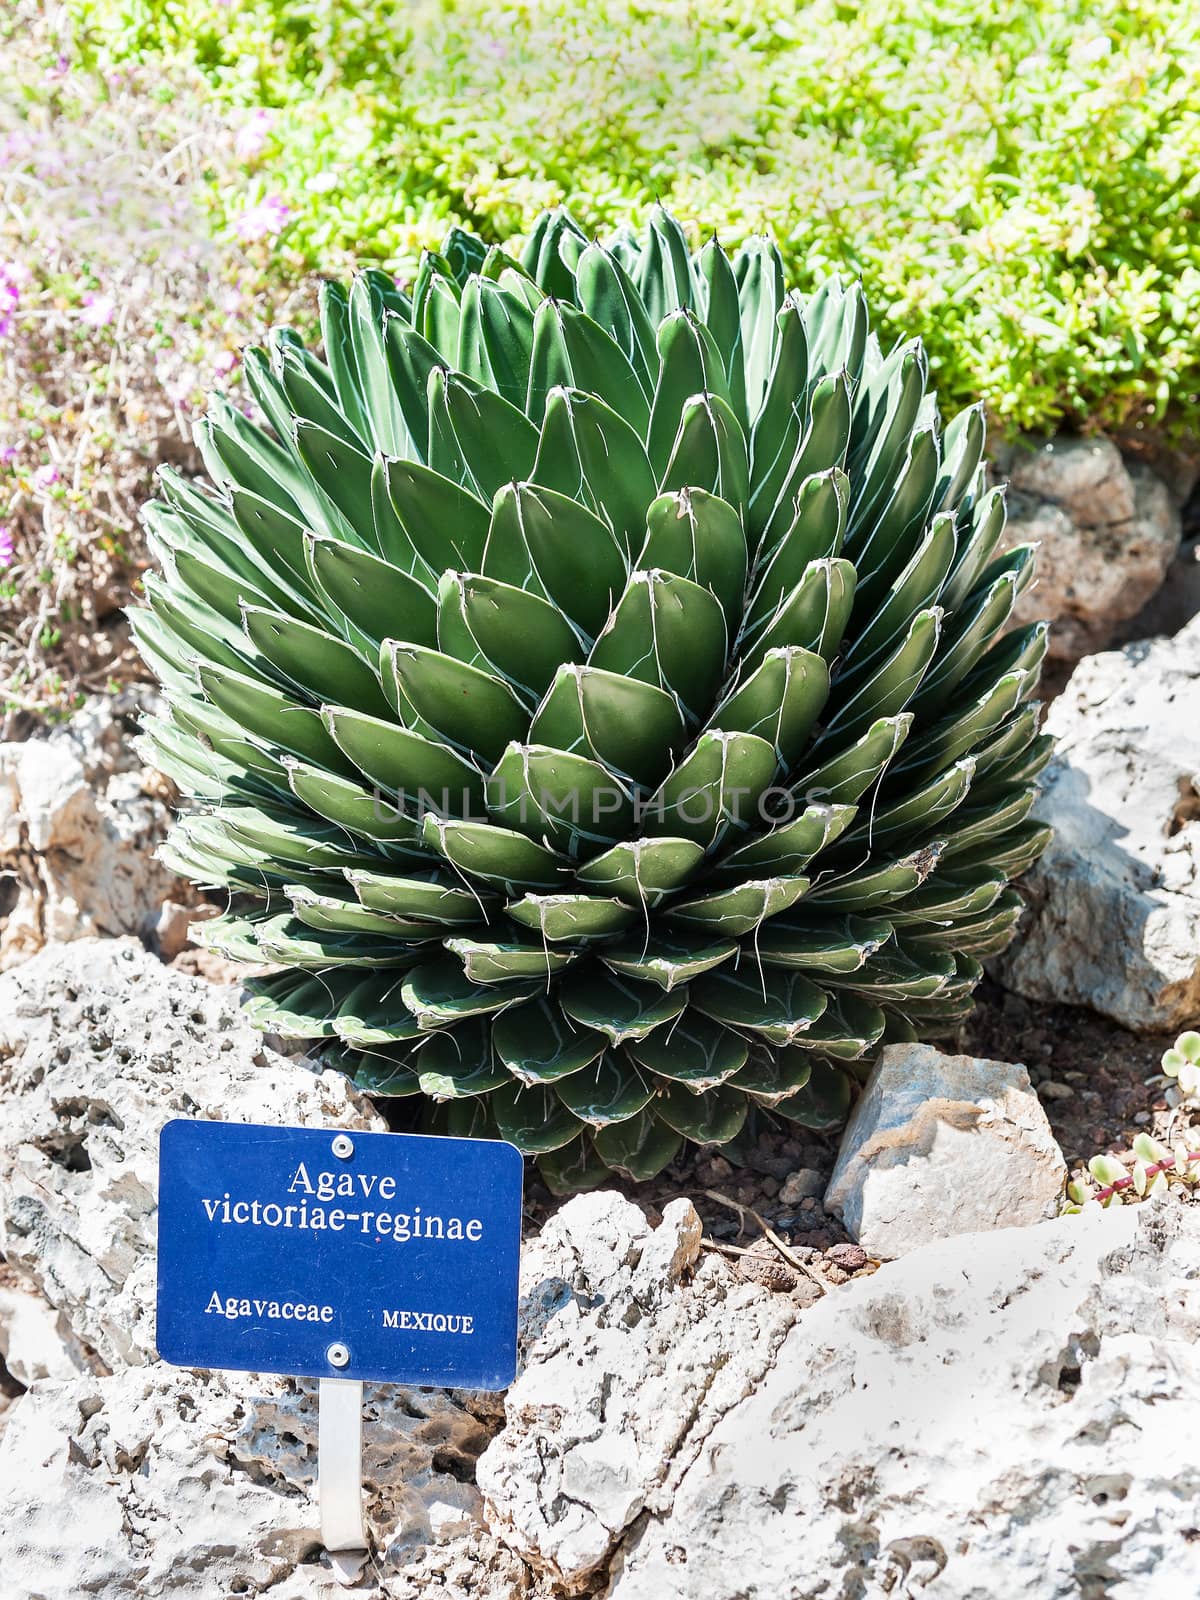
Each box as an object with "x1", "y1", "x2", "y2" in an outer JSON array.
[
  {"x1": 33, "y1": 464, "x2": 60, "y2": 491},
  {"x1": 0, "y1": 527, "x2": 14, "y2": 569},
  {"x1": 234, "y1": 194, "x2": 291, "y2": 243},
  {"x1": 235, "y1": 109, "x2": 275, "y2": 162},
  {"x1": 0, "y1": 264, "x2": 22, "y2": 338},
  {"x1": 80, "y1": 290, "x2": 116, "y2": 328}
]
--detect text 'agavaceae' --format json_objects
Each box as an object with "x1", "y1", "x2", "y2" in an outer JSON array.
[{"x1": 136, "y1": 207, "x2": 1051, "y2": 1191}]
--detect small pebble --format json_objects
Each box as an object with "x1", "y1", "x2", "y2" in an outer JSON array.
[
  {"x1": 1040, "y1": 1080, "x2": 1075, "y2": 1100},
  {"x1": 826, "y1": 1242, "x2": 868, "y2": 1272},
  {"x1": 779, "y1": 1167, "x2": 825, "y2": 1206}
]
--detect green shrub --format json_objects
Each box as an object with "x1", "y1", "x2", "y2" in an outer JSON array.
[
  {"x1": 136, "y1": 207, "x2": 1051, "y2": 1189},
  {"x1": 71, "y1": 0, "x2": 1200, "y2": 433}
]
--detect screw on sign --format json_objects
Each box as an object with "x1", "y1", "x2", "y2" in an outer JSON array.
[{"x1": 156, "y1": 1122, "x2": 523, "y2": 1581}]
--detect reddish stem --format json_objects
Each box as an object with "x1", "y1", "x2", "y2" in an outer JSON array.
[{"x1": 1091, "y1": 1148, "x2": 1200, "y2": 1204}]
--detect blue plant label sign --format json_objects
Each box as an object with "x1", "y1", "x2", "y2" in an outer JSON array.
[{"x1": 156, "y1": 1121, "x2": 523, "y2": 1389}]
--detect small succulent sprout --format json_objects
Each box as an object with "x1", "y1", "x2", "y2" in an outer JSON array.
[
  {"x1": 1065, "y1": 1127, "x2": 1200, "y2": 1214},
  {"x1": 1161, "y1": 1029, "x2": 1200, "y2": 1102}
]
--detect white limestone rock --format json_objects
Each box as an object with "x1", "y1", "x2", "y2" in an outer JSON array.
[
  {"x1": 0, "y1": 1363, "x2": 523, "y2": 1600},
  {"x1": 0, "y1": 938, "x2": 384, "y2": 1369},
  {"x1": 994, "y1": 616, "x2": 1200, "y2": 1030},
  {"x1": 478, "y1": 1192, "x2": 798, "y2": 1592},
  {"x1": 0, "y1": 693, "x2": 191, "y2": 969},
  {"x1": 998, "y1": 435, "x2": 1180, "y2": 663},
  {"x1": 605, "y1": 1203, "x2": 1200, "y2": 1599},
  {"x1": 0, "y1": 1282, "x2": 90, "y2": 1388},
  {"x1": 823, "y1": 1043, "x2": 1066, "y2": 1258}
]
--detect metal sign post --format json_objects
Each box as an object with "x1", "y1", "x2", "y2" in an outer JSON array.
[{"x1": 318, "y1": 1376, "x2": 368, "y2": 1581}]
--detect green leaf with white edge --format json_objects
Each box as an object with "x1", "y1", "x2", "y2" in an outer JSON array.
[
  {"x1": 324, "y1": 705, "x2": 487, "y2": 814},
  {"x1": 588, "y1": 568, "x2": 728, "y2": 723},
  {"x1": 646, "y1": 310, "x2": 731, "y2": 475},
  {"x1": 532, "y1": 387, "x2": 657, "y2": 556},
  {"x1": 347, "y1": 866, "x2": 491, "y2": 925},
  {"x1": 530, "y1": 666, "x2": 686, "y2": 790},
  {"x1": 293, "y1": 419, "x2": 376, "y2": 546},
  {"x1": 197, "y1": 663, "x2": 357, "y2": 779},
  {"x1": 774, "y1": 1059, "x2": 852, "y2": 1131},
  {"x1": 506, "y1": 893, "x2": 638, "y2": 942},
  {"x1": 334, "y1": 972, "x2": 424, "y2": 1045},
  {"x1": 644, "y1": 731, "x2": 779, "y2": 850},
  {"x1": 283, "y1": 758, "x2": 426, "y2": 852},
  {"x1": 445, "y1": 934, "x2": 578, "y2": 985},
  {"x1": 821, "y1": 943, "x2": 955, "y2": 1000},
  {"x1": 437, "y1": 572, "x2": 584, "y2": 702},
  {"x1": 746, "y1": 468, "x2": 848, "y2": 630},
  {"x1": 386, "y1": 642, "x2": 527, "y2": 763},
  {"x1": 492, "y1": 995, "x2": 606, "y2": 1085},
  {"x1": 241, "y1": 605, "x2": 393, "y2": 720},
  {"x1": 708, "y1": 801, "x2": 857, "y2": 885},
  {"x1": 659, "y1": 392, "x2": 750, "y2": 516},
  {"x1": 559, "y1": 965, "x2": 689, "y2": 1045},
  {"x1": 726, "y1": 1045, "x2": 814, "y2": 1107},
  {"x1": 484, "y1": 482, "x2": 627, "y2": 637},
  {"x1": 820, "y1": 607, "x2": 941, "y2": 742},
  {"x1": 778, "y1": 991, "x2": 887, "y2": 1059},
  {"x1": 805, "y1": 844, "x2": 944, "y2": 911},
  {"x1": 536, "y1": 1138, "x2": 615, "y2": 1196},
  {"x1": 574, "y1": 836, "x2": 705, "y2": 908},
  {"x1": 691, "y1": 965, "x2": 828, "y2": 1045},
  {"x1": 711, "y1": 647, "x2": 830, "y2": 766},
  {"x1": 257, "y1": 916, "x2": 419, "y2": 969},
  {"x1": 383, "y1": 457, "x2": 491, "y2": 575},
  {"x1": 654, "y1": 1083, "x2": 748, "y2": 1145},
  {"x1": 592, "y1": 1111, "x2": 684, "y2": 1183},
  {"x1": 402, "y1": 958, "x2": 539, "y2": 1030},
  {"x1": 665, "y1": 876, "x2": 810, "y2": 937},
  {"x1": 638, "y1": 488, "x2": 747, "y2": 628},
  {"x1": 437, "y1": 370, "x2": 540, "y2": 502},
  {"x1": 489, "y1": 1082, "x2": 583, "y2": 1154},
  {"x1": 740, "y1": 557, "x2": 857, "y2": 673},
  {"x1": 422, "y1": 815, "x2": 568, "y2": 894},
  {"x1": 306, "y1": 536, "x2": 438, "y2": 654},
  {"x1": 554, "y1": 1054, "x2": 656, "y2": 1128},
  {"x1": 832, "y1": 759, "x2": 975, "y2": 855},
  {"x1": 242, "y1": 969, "x2": 352, "y2": 1038},
  {"x1": 414, "y1": 1022, "x2": 512, "y2": 1099},
  {"x1": 288, "y1": 886, "x2": 429, "y2": 938},
  {"x1": 755, "y1": 914, "x2": 892, "y2": 973},
  {"x1": 487, "y1": 743, "x2": 634, "y2": 855},
  {"x1": 626, "y1": 1013, "x2": 749, "y2": 1090},
  {"x1": 886, "y1": 867, "x2": 1007, "y2": 925},
  {"x1": 601, "y1": 933, "x2": 739, "y2": 991}
]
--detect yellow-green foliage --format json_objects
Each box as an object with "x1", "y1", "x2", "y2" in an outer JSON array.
[{"x1": 71, "y1": 0, "x2": 1200, "y2": 433}]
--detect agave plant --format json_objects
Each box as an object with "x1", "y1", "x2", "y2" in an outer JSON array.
[{"x1": 135, "y1": 207, "x2": 1050, "y2": 1191}]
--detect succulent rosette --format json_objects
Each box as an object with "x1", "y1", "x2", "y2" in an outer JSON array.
[{"x1": 135, "y1": 207, "x2": 1050, "y2": 1190}]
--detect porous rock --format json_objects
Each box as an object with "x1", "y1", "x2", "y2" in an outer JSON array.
[
  {"x1": 997, "y1": 434, "x2": 1180, "y2": 663},
  {"x1": 603, "y1": 1203, "x2": 1200, "y2": 1598},
  {"x1": 0, "y1": 693, "x2": 193, "y2": 968},
  {"x1": 477, "y1": 1192, "x2": 799, "y2": 1591},
  {"x1": 0, "y1": 1281, "x2": 90, "y2": 1387},
  {"x1": 0, "y1": 938, "x2": 384, "y2": 1369},
  {"x1": 0, "y1": 1363, "x2": 525, "y2": 1600},
  {"x1": 994, "y1": 616, "x2": 1200, "y2": 1030},
  {"x1": 823, "y1": 1043, "x2": 1066, "y2": 1258}
]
